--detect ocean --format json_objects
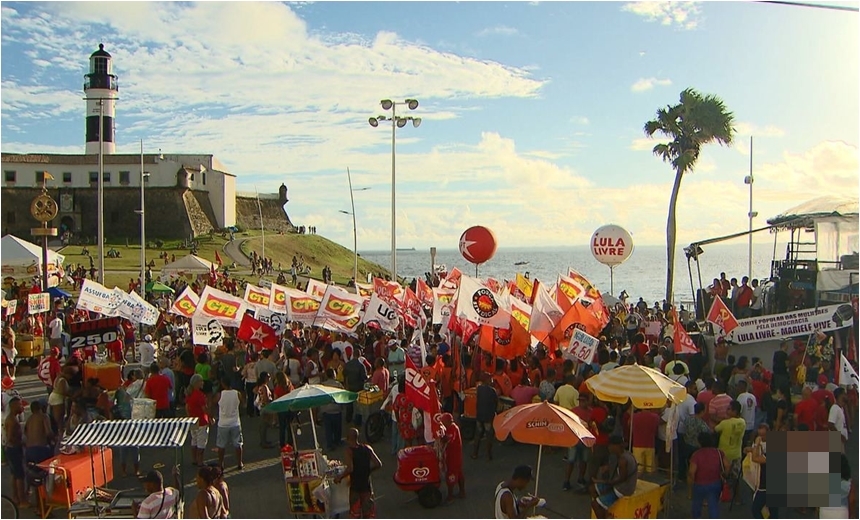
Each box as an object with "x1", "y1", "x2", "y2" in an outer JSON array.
[{"x1": 358, "y1": 241, "x2": 788, "y2": 304}]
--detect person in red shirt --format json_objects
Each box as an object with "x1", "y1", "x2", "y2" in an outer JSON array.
[
  {"x1": 735, "y1": 277, "x2": 755, "y2": 318},
  {"x1": 121, "y1": 320, "x2": 136, "y2": 357},
  {"x1": 185, "y1": 374, "x2": 210, "y2": 466},
  {"x1": 143, "y1": 362, "x2": 173, "y2": 418},
  {"x1": 632, "y1": 333, "x2": 649, "y2": 364},
  {"x1": 440, "y1": 413, "x2": 464, "y2": 502},
  {"x1": 812, "y1": 375, "x2": 836, "y2": 406},
  {"x1": 507, "y1": 358, "x2": 524, "y2": 389},
  {"x1": 37, "y1": 347, "x2": 62, "y2": 393},
  {"x1": 106, "y1": 329, "x2": 125, "y2": 364},
  {"x1": 794, "y1": 387, "x2": 819, "y2": 431},
  {"x1": 631, "y1": 408, "x2": 661, "y2": 474}
]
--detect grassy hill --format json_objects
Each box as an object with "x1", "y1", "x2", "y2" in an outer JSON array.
[{"x1": 241, "y1": 234, "x2": 389, "y2": 285}]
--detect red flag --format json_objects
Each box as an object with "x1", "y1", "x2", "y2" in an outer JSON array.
[
  {"x1": 215, "y1": 251, "x2": 223, "y2": 266},
  {"x1": 673, "y1": 307, "x2": 698, "y2": 355},
  {"x1": 416, "y1": 278, "x2": 434, "y2": 311},
  {"x1": 237, "y1": 313, "x2": 278, "y2": 351},
  {"x1": 548, "y1": 300, "x2": 602, "y2": 348},
  {"x1": 405, "y1": 356, "x2": 433, "y2": 411},
  {"x1": 706, "y1": 295, "x2": 739, "y2": 334}
]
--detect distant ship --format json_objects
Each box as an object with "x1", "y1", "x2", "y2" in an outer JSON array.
[
  {"x1": 396, "y1": 247, "x2": 416, "y2": 251},
  {"x1": 514, "y1": 261, "x2": 529, "y2": 266}
]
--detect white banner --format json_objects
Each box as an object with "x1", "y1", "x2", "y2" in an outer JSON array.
[
  {"x1": 305, "y1": 278, "x2": 328, "y2": 300},
  {"x1": 243, "y1": 284, "x2": 271, "y2": 310},
  {"x1": 6, "y1": 299, "x2": 17, "y2": 315},
  {"x1": 286, "y1": 287, "x2": 320, "y2": 326},
  {"x1": 77, "y1": 279, "x2": 120, "y2": 316},
  {"x1": 726, "y1": 304, "x2": 853, "y2": 344},
  {"x1": 192, "y1": 316, "x2": 225, "y2": 348},
  {"x1": 193, "y1": 285, "x2": 248, "y2": 327},
  {"x1": 28, "y1": 293, "x2": 51, "y2": 314},
  {"x1": 565, "y1": 328, "x2": 599, "y2": 363},
  {"x1": 169, "y1": 286, "x2": 199, "y2": 318},
  {"x1": 317, "y1": 285, "x2": 364, "y2": 323},
  {"x1": 112, "y1": 288, "x2": 159, "y2": 325},
  {"x1": 839, "y1": 353, "x2": 859, "y2": 387},
  {"x1": 362, "y1": 293, "x2": 400, "y2": 333},
  {"x1": 255, "y1": 308, "x2": 287, "y2": 336},
  {"x1": 432, "y1": 288, "x2": 455, "y2": 325},
  {"x1": 268, "y1": 282, "x2": 289, "y2": 314}
]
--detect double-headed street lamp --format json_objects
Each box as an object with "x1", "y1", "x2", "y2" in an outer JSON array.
[
  {"x1": 340, "y1": 167, "x2": 371, "y2": 287},
  {"x1": 368, "y1": 98, "x2": 421, "y2": 283}
]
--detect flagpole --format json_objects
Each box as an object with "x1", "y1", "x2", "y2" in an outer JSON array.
[{"x1": 255, "y1": 185, "x2": 265, "y2": 262}]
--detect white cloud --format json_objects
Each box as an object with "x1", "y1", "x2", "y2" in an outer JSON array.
[
  {"x1": 571, "y1": 116, "x2": 590, "y2": 125},
  {"x1": 476, "y1": 25, "x2": 519, "y2": 37},
  {"x1": 622, "y1": 2, "x2": 702, "y2": 30},
  {"x1": 734, "y1": 122, "x2": 786, "y2": 138},
  {"x1": 630, "y1": 137, "x2": 656, "y2": 151},
  {"x1": 631, "y1": 77, "x2": 673, "y2": 92}
]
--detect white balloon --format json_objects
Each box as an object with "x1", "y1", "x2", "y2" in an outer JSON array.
[{"x1": 590, "y1": 224, "x2": 634, "y2": 267}]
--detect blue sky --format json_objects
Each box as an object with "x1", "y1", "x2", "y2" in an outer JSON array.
[{"x1": 1, "y1": 1, "x2": 858, "y2": 251}]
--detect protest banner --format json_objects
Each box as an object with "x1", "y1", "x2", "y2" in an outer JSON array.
[
  {"x1": 28, "y1": 293, "x2": 51, "y2": 314},
  {"x1": 565, "y1": 328, "x2": 599, "y2": 363},
  {"x1": 726, "y1": 304, "x2": 852, "y2": 345},
  {"x1": 192, "y1": 316, "x2": 225, "y2": 348},
  {"x1": 69, "y1": 317, "x2": 121, "y2": 351}
]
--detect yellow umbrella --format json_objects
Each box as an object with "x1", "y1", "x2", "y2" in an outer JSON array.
[{"x1": 585, "y1": 363, "x2": 686, "y2": 408}]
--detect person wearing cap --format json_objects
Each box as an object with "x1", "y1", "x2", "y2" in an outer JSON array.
[
  {"x1": 133, "y1": 470, "x2": 179, "y2": 519},
  {"x1": 813, "y1": 374, "x2": 836, "y2": 406},
  {"x1": 494, "y1": 464, "x2": 541, "y2": 519},
  {"x1": 138, "y1": 334, "x2": 156, "y2": 367},
  {"x1": 591, "y1": 435, "x2": 638, "y2": 519}
]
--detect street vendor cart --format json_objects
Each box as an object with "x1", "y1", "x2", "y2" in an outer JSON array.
[
  {"x1": 265, "y1": 384, "x2": 357, "y2": 518},
  {"x1": 37, "y1": 418, "x2": 196, "y2": 519}
]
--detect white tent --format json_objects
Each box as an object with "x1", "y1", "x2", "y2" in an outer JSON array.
[
  {"x1": 1, "y1": 235, "x2": 65, "y2": 279},
  {"x1": 160, "y1": 254, "x2": 217, "y2": 279}
]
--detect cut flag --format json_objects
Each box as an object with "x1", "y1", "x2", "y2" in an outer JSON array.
[
  {"x1": 706, "y1": 295, "x2": 739, "y2": 334},
  {"x1": 237, "y1": 313, "x2": 278, "y2": 351},
  {"x1": 672, "y1": 307, "x2": 698, "y2": 354}
]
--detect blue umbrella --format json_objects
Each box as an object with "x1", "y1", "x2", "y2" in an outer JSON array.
[{"x1": 47, "y1": 286, "x2": 71, "y2": 299}]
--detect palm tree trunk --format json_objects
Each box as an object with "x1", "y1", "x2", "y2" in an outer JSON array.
[{"x1": 666, "y1": 169, "x2": 684, "y2": 305}]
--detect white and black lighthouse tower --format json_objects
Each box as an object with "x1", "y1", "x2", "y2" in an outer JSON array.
[{"x1": 83, "y1": 43, "x2": 118, "y2": 154}]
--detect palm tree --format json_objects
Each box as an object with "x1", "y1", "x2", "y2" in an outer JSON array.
[{"x1": 644, "y1": 88, "x2": 735, "y2": 304}]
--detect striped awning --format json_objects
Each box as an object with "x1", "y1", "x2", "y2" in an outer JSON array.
[{"x1": 62, "y1": 418, "x2": 197, "y2": 448}]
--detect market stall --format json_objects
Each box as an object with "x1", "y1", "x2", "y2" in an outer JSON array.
[
  {"x1": 265, "y1": 384, "x2": 357, "y2": 518},
  {"x1": 40, "y1": 418, "x2": 196, "y2": 519}
]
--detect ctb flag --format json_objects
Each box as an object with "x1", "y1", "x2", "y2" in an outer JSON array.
[
  {"x1": 706, "y1": 295, "x2": 739, "y2": 334},
  {"x1": 237, "y1": 313, "x2": 278, "y2": 351}
]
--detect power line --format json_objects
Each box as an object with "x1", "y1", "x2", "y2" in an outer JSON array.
[{"x1": 758, "y1": 1, "x2": 859, "y2": 12}]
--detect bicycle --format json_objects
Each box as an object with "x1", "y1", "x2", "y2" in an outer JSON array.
[{"x1": 1, "y1": 494, "x2": 19, "y2": 519}]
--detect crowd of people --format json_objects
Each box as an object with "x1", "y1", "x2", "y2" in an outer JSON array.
[{"x1": 1, "y1": 265, "x2": 858, "y2": 519}]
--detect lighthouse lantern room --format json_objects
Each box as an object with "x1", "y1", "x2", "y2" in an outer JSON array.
[{"x1": 83, "y1": 43, "x2": 119, "y2": 154}]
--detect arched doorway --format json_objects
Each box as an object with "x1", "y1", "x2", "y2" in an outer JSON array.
[{"x1": 60, "y1": 216, "x2": 75, "y2": 234}]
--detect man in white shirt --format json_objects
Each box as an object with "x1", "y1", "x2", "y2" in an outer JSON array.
[
  {"x1": 829, "y1": 388, "x2": 848, "y2": 452},
  {"x1": 137, "y1": 334, "x2": 156, "y2": 366},
  {"x1": 216, "y1": 378, "x2": 245, "y2": 470},
  {"x1": 749, "y1": 279, "x2": 764, "y2": 317},
  {"x1": 657, "y1": 404, "x2": 679, "y2": 479},
  {"x1": 735, "y1": 380, "x2": 757, "y2": 445},
  {"x1": 48, "y1": 314, "x2": 64, "y2": 348}
]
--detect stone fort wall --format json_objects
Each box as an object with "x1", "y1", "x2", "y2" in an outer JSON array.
[{"x1": 1, "y1": 187, "x2": 294, "y2": 241}]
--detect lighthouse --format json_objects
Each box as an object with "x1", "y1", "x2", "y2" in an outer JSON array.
[{"x1": 83, "y1": 43, "x2": 118, "y2": 154}]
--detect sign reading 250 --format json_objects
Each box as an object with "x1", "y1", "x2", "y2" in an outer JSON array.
[{"x1": 70, "y1": 330, "x2": 119, "y2": 350}]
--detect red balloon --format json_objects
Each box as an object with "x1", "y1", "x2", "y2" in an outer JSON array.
[{"x1": 459, "y1": 226, "x2": 497, "y2": 264}]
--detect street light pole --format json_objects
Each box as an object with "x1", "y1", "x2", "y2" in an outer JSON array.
[
  {"x1": 137, "y1": 140, "x2": 151, "y2": 296},
  {"x1": 347, "y1": 168, "x2": 358, "y2": 285},
  {"x1": 744, "y1": 136, "x2": 757, "y2": 280},
  {"x1": 368, "y1": 99, "x2": 421, "y2": 284}
]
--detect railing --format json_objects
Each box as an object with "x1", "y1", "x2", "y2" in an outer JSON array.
[{"x1": 83, "y1": 75, "x2": 119, "y2": 91}]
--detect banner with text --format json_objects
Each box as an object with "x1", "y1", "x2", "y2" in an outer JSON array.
[
  {"x1": 255, "y1": 308, "x2": 287, "y2": 336},
  {"x1": 565, "y1": 328, "x2": 599, "y2": 363},
  {"x1": 726, "y1": 304, "x2": 853, "y2": 345},
  {"x1": 28, "y1": 293, "x2": 51, "y2": 314},
  {"x1": 169, "y1": 287, "x2": 199, "y2": 318},
  {"x1": 70, "y1": 317, "x2": 120, "y2": 351},
  {"x1": 77, "y1": 279, "x2": 120, "y2": 316}
]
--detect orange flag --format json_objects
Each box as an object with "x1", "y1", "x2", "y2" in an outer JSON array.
[
  {"x1": 478, "y1": 319, "x2": 530, "y2": 360},
  {"x1": 549, "y1": 299, "x2": 602, "y2": 347}
]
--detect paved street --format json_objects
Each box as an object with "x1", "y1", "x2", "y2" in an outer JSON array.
[{"x1": 3, "y1": 368, "x2": 855, "y2": 518}]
